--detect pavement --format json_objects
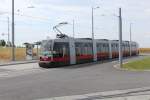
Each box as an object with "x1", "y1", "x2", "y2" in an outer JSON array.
[
  {"x1": 0, "y1": 55, "x2": 150, "y2": 100},
  {"x1": 37, "y1": 87, "x2": 150, "y2": 100},
  {"x1": 0, "y1": 60, "x2": 38, "y2": 66}
]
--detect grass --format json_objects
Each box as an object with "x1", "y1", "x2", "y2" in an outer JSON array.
[
  {"x1": 0, "y1": 47, "x2": 150, "y2": 62},
  {"x1": 123, "y1": 57, "x2": 150, "y2": 71},
  {"x1": 139, "y1": 48, "x2": 150, "y2": 53},
  {"x1": 0, "y1": 47, "x2": 38, "y2": 62},
  {"x1": 0, "y1": 47, "x2": 26, "y2": 61}
]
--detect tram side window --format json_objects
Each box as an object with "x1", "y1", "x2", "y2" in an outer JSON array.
[
  {"x1": 89, "y1": 43, "x2": 93, "y2": 55},
  {"x1": 111, "y1": 44, "x2": 114, "y2": 52},
  {"x1": 98, "y1": 43, "x2": 105, "y2": 52},
  {"x1": 76, "y1": 47, "x2": 80, "y2": 56},
  {"x1": 111, "y1": 44, "x2": 113, "y2": 52},
  {"x1": 76, "y1": 43, "x2": 85, "y2": 56},
  {"x1": 53, "y1": 42, "x2": 69, "y2": 58},
  {"x1": 125, "y1": 44, "x2": 127, "y2": 51},
  {"x1": 97, "y1": 43, "x2": 109, "y2": 53},
  {"x1": 97, "y1": 44, "x2": 100, "y2": 52},
  {"x1": 124, "y1": 44, "x2": 126, "y2": 51},
  {"x1": 107, "y1": 44, "x2": 109, "y2": 52},
  {"x1": 84, "y1": 43, "x2": 92, "y2": 55},
  {"x1": 75, "y1": 43, "x2": 93, "y2": 56},
  {"x1": 102, "y1": 44, "x2": 104, "y2": 52},
  {"x1": 102, "y1": 44, "x2": 105, "y2": 52},
  {"x1": 122, "y1": 44, "x2": 125, "y2": 51},
  {"x1": 112, "y1": 44, "x2": 117, "y2": 52},
  {"x1": 81, "y1": 43, "x2": 85, "y2": 55},
  {"x1": 126, "y1": 44, "x2": 129, "y2": 51},
  {"x1": 104, "y1": 44, "x2": 109, "y2": 52},
  {"x1": 131, "y1": 44, "x2": 135, "y2": 50},
  {"x1": 75, "y1": 43, "x2": 82, "y2": 56},
  {"x1": 133, "y1": 45, "x2": 136, "y2": 51},
  {"x1": 116, "y1": 44, "x2": 119, "y2": 52}
]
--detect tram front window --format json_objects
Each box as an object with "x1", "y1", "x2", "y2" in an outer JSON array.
[{"x1": 40, "y1": 41, "x2": 53, "y2": 57}]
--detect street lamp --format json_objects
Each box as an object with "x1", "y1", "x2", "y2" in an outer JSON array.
[
  {"x1": 7, "y1": 17, "x2": 10, "y2": 42},
  {"x1": 119, "y1": 8, "x2": 123, "y2": 68},
  {"x1": 11, "y1": 1, "x2": 35, "y2": 61},
  {"x1": 92, "y1": 6, "x2": 100, "y2": 40},
  {"x1": 12, "y1": 0, "x2": 15, "y2": 61},
  {"x1": 91, "y1": 6, "x2": 99, "y2": 62},
  {"x1": 129, "y1": 23, "x2": 133, "y2": 56}
]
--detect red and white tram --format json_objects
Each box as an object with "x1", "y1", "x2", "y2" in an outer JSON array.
[{"x1": 39, "y1": 38, "x2": 139, "y2": 68}]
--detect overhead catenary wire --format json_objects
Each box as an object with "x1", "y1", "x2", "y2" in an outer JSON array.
[
  {"x1": 0, "y1": 10, "x2": 52, "y2": 21},
  {"x1": 0, "y1": 13, "x2": 52, "y2": 26}
]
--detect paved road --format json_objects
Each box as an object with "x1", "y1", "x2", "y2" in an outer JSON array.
[{"x1": 0, "y1": 56, "x2": 150, "y2": 100}]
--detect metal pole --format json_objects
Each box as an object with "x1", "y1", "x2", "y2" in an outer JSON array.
[
  {"x1": 91, "y1": 7, "x2": 98, "y2": 62},
  {"x1": 92, "y1": 7, "x2": 94, "y2": 40},
  {"x1": 92, "y1": 7, "x2": 95, "y2": 61},
  {"x1": 12, "y1": 0, "x2": 15, "y2": 61},
  {"x1": 8, "y1": 17, "x2": 10, "y2": 42},
  {"x1": 37, "y1": 45, "x2": 39, "y2": 58},
  {"x1": 129, "y1": 23, "x2": 132, "y2": 56},
  {"x1": 119, "y1": 8, "x2": 123, "y2": 67},
  {"x1": 73, "y1": 20, "x2": 75, "y2": 38}
]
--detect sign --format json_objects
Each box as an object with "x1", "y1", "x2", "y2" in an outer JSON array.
[{"x1": 26, "y1": 44, "x2": 34, "y2": 60}]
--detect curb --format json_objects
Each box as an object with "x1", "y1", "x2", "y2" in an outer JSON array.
[
  {"x1": 113, "y1": 55, "x2": 150, "y2": 72},
  {"x1": 37, "y1": 87, "x2": 150, "y2": 100},
  {"x1": 0, "y1": 60, "x2": 38, "y2": 66},
  {"x1": 113, "y1": 63, "x2": 130, "y2": 71},
  {"x1": 113, "y1": 62, "x2": 150, "y2": 72}
]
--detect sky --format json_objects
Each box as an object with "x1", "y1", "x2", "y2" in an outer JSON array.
[{"x1": 0, "y1": 0, "x2": 150, "y2": 47}]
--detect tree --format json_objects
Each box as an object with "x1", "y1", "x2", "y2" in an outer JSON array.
[{"x1": 0, "y1": 40, "x2": 6, "y2": 47}]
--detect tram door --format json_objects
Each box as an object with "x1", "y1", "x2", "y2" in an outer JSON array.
[{"x1": 53, "y1": 42, "x2": 70, "y2": 66}]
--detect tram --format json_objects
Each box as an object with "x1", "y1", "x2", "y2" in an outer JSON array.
[{"x1": 39, "y1": 37, "x2": 139, "y2": 68}]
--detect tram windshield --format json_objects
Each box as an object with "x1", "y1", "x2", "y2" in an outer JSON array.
[{"x1": 40, "y1": 40, "x2": 53, "y2": 57}]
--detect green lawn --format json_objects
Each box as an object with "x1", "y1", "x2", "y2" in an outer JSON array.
[{"x1": 123, "y1": 57, "x2": 150, "y2": 71}]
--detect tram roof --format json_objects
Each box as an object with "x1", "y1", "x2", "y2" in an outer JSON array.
[{"x1": 41, "y1": 38, "x2": 137, "y2": 44}]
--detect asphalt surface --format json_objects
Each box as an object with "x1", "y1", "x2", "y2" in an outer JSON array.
[{"x1": 0, "y1": 55, "x2": 150, "y2": 100}]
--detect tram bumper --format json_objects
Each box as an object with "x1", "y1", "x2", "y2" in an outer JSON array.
[{"x1": 39, "y1": 61, "x2": 54, "y2": 68}]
